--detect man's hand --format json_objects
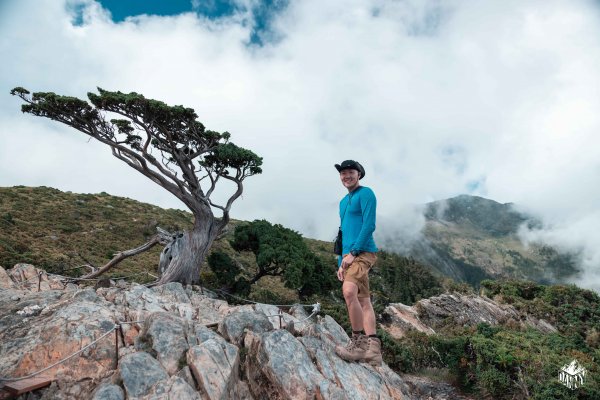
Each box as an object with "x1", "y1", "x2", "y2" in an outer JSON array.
[
  {"x1": 341, "y1": 253, "x2": 355, "y2": 269},
  {"x1": 337, "y1": 253, "x2": 356, "y2": 281}
]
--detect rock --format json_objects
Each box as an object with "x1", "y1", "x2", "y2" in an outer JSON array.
[
  {"x1": 0, "y1": 265, "x2": 422, "y2": 400},
  {"x1": 92, "y1": 383, "x2": 125, "y2": 400},
  {"x1": 138, "y1": 312, "x2": 189, "y2": 375},
  {"x1": 0, "y1": 266, "x2": 14, "y2": 288},
  {"x1": 245, "y1": 329, "x2": 325, "y2": 399},
  {"x1": 382, "y1": 293, "x2": 558, "y2": 337},
  {"x1": 152, "y1": 282, "x2": 191, "y2": 304},
  {"x1": 301, "y1": 315, "x2": 349, "y2": 350},
  {"x1": 123, "y1": 284, "x2": 168, "y2": 320},
  {"x1": 188, "y1": 322, "x2": 223, "y2": 346},
  {"x1": 139, "y1": 376, "x2": 201, "y2": 400},
  {"x1": 7, "y1": 264, "x2": 64, "y2": 291},
  {"x1": 300, "y1": 336, "x2": 409, "y2": 400},
  {"x1": 188, "y1": 294, "x2": 234, "y2": 325},
  {"x1": 255, "y1": 303, "x2": 289, "y2": 328},
  {"x1": 218, "y1": 310, "x2": 273, "y2": 346},
  {"x1": 187, "y1": 338, "x2": 239, "y2": 400},
  {"x1": 402, "y1": 374, "x2": 475, "y2": 400},
  {"x1": 381, "y1": 303, "x2": 436, "y2": 339},
  {"x1": 0, "y1": 292, "x2": 117, "y2": 383},
  {"x1": 119, "y1": 352, "x2": 168, "y2": 397},
  {"x1": 176, "y1": 366, "x2": 197, "y2": 390}
]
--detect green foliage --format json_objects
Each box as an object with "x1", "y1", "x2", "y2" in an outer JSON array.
[
  {"x1": 231, "y1": 220, "x2": 337, "y2": 298},
  {"x1": 385, "y1": 281, "x2": 600, "y2": 399},
  {"x1": 207, "y1": 251, "x2": 240, "y2": 287},
  {"x1": 370, "y1": 251, "x2": 444, "y2": 305},
  {"x1": 481, "y1": 279, "x2": 600, "y2": 336}
]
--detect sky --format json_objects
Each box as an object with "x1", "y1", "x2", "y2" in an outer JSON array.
[{"x1": 1, "y1": 0, "x2": 600, "y2": 290}]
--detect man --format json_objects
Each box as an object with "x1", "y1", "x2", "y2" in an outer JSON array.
[{"x1": 334, "y1": 160, "x2": 382, "y2": 366}]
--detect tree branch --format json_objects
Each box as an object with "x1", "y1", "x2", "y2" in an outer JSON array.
[{"x1": 79, "y1": 234, "x2": 166, "y2": 280}]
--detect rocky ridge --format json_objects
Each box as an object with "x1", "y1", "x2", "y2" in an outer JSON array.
[
  {"x1": 0, "y1": 264, "x2": 415, "y2": 400},
  {"x1": 381, "y1": 292, "x2": 557, "y2": 339}
]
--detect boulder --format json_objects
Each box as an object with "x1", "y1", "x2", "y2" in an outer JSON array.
[
  {"x1": 138, "y1": 312, "x2": 189, "y2": 375},
  {"x1": 139, "y1": 376, "x2": 200, "y2": 400},
  {"x1": 0, "y1": 266, "x2": 14, "y2": 289},
  {"x1": 381, "y1": 303, "x2": 436, "y2": 339},
  {"x1": 245, "y1": 329, "x2": 326, "y2": 399},
  {"x1": 0, "y1": 291, "x2": 117, "y2": 383},
  {"x1": 218, "y1": 310, "x2": 273, "y2": 346},
  {"x1": 382, "y1": 293, "x2": 557, "y2": 338},
  {"x1": 92, "y1": 383, "x2": 125, "y2": 400},
  {"x1": 187, "y1": 338, "x2": 239, "y2": 399},
  {"x1": 119, "y1": 352, "x2": 168, "y2": 397},
  {"x1": 7, "y1": 264, "x2": 64, "y2": 291}
]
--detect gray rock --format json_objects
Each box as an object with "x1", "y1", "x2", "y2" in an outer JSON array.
[
  {"x1": 245, "y1": 329, "x2": 324, "y2": 399},
  {"x1": 218, "y1": 310, "x2": 273, "y2": 346},
  {"x1": 254, "y1": 303, "x2": 308, "y2": 332},
  {"x1": 92, "y1": 384, "x2": 125, "y2": 400},
  {"x1": 383, "y1": 293, "x2": 557, "y2": 337},
  {"x1": 139, "y1": 376, "x2": 201, "y2": 400},
  {"x1": 300, "y1": 336, "x2": 409, "y2": 400},
  {"x1": 0, "y1": 293, "x2": 116, "y2": 382},
  {"x1": 187, "y1": 339, "x2": 239, "y2": 400},
  {"x1": 139, "y1": 312, "x2": 189, "y2": 375},
  {"x1": 188, "y1": 322, "x2": 223, "y2": 346},
  {"x1": 176, "y1": 366, "x2": 197, "y2": 390},
  {"x1": 152, "y1": 282, "x2": 191, "y2": 304},
  {"x1": 120, "y1": 352, "x2": 169, "y2": 397},
  {"x1": 0, "y1": 266, "x2": 14, "y2": 289},
  {"x1": 71, "y1": 287, "x2": 102, "y2": 303}
]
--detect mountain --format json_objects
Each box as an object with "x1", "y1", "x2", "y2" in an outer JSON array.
[{"x1": 412, "y1": 195, "x2": 579, "y2": 286}]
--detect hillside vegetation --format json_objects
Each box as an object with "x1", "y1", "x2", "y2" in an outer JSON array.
[
  {"x1": 389, "y1": 280, "x2": 600, "y2": 399},
  {"x1": 0, "y1": 186, "x2": 193, "y2": 280}
]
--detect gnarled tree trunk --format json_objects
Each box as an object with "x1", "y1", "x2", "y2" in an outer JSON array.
[{"x1": 156, "y1": 210, "x2": 222, "y2": 285}]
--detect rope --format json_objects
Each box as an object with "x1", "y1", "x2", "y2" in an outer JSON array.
[
  {"x1": 0, "y1": 325, "x2": 116, "y2": 382},
  {"x1": 47, "y1": 271, "x2": 151, "y2": 282},
  {"x1": 2, "y1": 281, "x2": 325, "y2": 383},
  {"x1": 255, "y1": 304, "x2": 321, "y2": 324},
  {"x1": 0, "y1": 320, "x2": 146, "y2": 383},
  {"x1": 214, "y1": 289, "x2": 315, "y2": 308}
]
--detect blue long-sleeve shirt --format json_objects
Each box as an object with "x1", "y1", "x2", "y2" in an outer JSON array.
[{"x1": 338, "y1": 186, "x2": 378, "y2": 265}]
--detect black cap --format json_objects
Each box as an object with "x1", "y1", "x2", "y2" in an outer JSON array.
[{"x1": 334, "y1": 160, "x2": 365, "y2": 179}]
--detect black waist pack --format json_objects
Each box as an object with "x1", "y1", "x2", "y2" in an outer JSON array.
[{"x1": 333, "y1": 229, "x2": 343, "y2": 255}]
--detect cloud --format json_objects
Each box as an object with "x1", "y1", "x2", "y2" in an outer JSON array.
[{"x1": 1, "y1": 0, "x2": 600, "y2": 289}]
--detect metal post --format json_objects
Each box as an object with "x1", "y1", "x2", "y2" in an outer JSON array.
[
  {"x1": 114, "y1": 326, "x2": 119, "y2": 369},
  {"x1": 37, "y1": 271, "x2": 43, "y2": 292}
]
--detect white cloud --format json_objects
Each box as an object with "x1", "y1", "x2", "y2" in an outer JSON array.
[{"x1": 1, "y1": 0, "x2": 600, "y2": 289}]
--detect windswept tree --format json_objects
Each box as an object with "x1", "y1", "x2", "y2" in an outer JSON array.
[{"x1": 10, "y1": 87, "x2": 262, "y2": 285}]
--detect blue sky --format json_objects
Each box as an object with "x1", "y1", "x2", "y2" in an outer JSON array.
[
  {"x1": 97, "y1": 0, "x2": 233, "y2": 20},
  {"x1": 95, "y1": 0, "x2": 287, "y2": 44},
  {"x1": 2, "y1": 0, "x2": 600, "y2": 290}
]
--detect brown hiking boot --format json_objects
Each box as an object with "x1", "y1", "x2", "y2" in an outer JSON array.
[
  {"x1": 335, "y1": 334, "x2": 367, "y2": 362},
  {"x1": 362, "y1": 336, "x2": 382, "y2": 366}
]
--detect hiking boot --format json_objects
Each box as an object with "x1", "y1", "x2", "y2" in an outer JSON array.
[
  {"x1": 362, "y1": 337, "x2": 382, "y2": 366},
  {"x1": 335, "y1": 334, "x2": 367, "y2": 362}
]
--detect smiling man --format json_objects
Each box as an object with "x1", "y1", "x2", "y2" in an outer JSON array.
[{"x1": 334, "y1": 160, "x2": 381, "y2": 366}]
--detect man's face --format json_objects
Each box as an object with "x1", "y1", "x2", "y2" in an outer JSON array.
[{"x1": 340, "y1": 168, "x2": 360, "y2": 190}]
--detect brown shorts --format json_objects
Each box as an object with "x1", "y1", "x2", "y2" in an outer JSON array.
[{"x1": 343, "y1": 252, "x2": 377, "y2": 298}]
